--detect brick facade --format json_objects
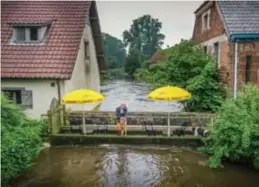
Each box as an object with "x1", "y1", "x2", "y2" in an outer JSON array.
[
  {"x1": 193, "y1": 1, "x2": 259, "y2": 89},
  {"x1": 192, "y1": 1, "x2": 225, "y2": 44}
]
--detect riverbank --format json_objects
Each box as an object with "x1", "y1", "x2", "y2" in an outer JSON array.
[{"x1": 51, "y1": 134, "x2": 203, "y2": 147}]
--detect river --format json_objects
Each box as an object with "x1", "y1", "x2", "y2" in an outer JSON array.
[
  {"x1": 11, "y1": 80, "x2": 259, "y2": 187},
  {"x1": 99, "y1": 80, "x2": 183, "y2": 112},
  {"x1": 12, "y1": 146, "x2": 259, "y2": 187}
]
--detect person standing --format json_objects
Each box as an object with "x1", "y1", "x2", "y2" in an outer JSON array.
[{"x1": 116, "y1": 103, "x2": 128, "y2": 136}]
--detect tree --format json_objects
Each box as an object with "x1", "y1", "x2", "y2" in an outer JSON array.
[
  {"x1": 134, "y1": 39, "x2": 224, "y2": 112},
  {"x1": 124, "y1": 48, "x2": 141, "y2": 77},
  {"x1": 122, "y1": 15, "x2": 165, "y2": 61},
  {"x1": 102, "y1": 33, "x2": 126, "y2": 69}
]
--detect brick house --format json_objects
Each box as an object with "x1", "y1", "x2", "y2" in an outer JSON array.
[
  {"x1": 1, "y1": 1, "x2": 107, "y2": 118},
  {"x1": 192, "y1": 1, "x2": 259, "y2": 93}
]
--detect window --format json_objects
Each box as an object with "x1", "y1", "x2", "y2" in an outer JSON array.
[
  {"x1": 203, "y1": 46, "x2": 207, "y2": 54},
  {"x1": 30, "y1": 27, "x2": 38, "y2": 41},
  {"x1": 84, "y1": 41, "x2": 90, "y2": 60},
  {"x1": 2, "y1": 90, "x2": 22, "y2": 104},
  {"x1": 202, "y1": 10, "x2": 211, "y2": 31},
  {"x1": 213, "y1": 42, "x2": 219, "y2": 65},
  {"x1": 16, "y1": 27, "x2": 26, "y2": 41},
  {"x1": 245, "y1": 55, "x2": 252, "y2": 83},
  {"x1": 12, "y1": 25, "x2": 48, "y2": 44},
  {"x1": 2, "y1": 88, "x2": 33, "y2": 108}
]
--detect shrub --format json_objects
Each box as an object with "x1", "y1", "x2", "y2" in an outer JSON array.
[
  {"x1": 133, "y1": 39, "x2": 224, "y2": 112},
  {"x1": 200, "y1": 84, "x2": 259, "y2": 169},
  {"x1": 1, "y1": 96, "x2": 46, "y2": 185}
]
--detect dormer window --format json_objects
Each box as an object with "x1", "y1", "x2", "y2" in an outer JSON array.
[
  {"x1": 11, "y1": 25, "x2": 49, "y2": 44},
  {"x1": 202, "y1": 9, "x2": 211, "y2": 32}
]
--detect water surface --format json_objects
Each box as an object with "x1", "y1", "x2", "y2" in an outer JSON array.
[
  {"x1": 12, "y1": 146, "x2": 259, "y2": 187},
  {"x1": 100, "y1": 80, "x2": 183, "y2": 112}
]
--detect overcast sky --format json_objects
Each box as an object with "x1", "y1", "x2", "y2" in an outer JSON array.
[{"x1": 96, "y1": 1, "x2": 202, "y2": 48}]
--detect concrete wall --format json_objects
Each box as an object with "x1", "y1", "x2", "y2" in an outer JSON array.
[
  {"x1": 63, "y1": 24, "x2": 101, "y2": 111},
  {"x1": 1, "y1": 79, "x2": 59, "y2": 118}
]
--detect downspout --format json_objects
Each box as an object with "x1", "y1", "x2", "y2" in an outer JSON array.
[
  {"x1": 56, "y1": 79, "x2": 61, "y2": 103},
  {"x1": 233, "y1": 42, "x2": 238, "y2": 100}
]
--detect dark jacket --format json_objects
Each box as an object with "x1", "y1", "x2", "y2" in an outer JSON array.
[{"x1": 116, "y1": 106, "x2": 128, "y2": 119}]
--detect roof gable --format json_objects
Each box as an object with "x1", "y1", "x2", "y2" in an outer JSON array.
[
  {"x1": 218, "y1": 1, "x2": 259, "y2": 35},
  {"x1": 1, "y1": 1, "x2": 92, "y2": 79}
]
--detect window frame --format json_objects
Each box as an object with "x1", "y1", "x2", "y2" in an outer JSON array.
[
  {"x1": 11, "y1": 24, "x2": 49, "y2": 44},
  {"x1": 213, "y1": 42, "x2": 220, "y2": 67},
  {"x1": 1, "y1": 88, "x2": 33, "y2": 108},
  {"x1": 202, "y1": 10, "x2": 211, "y2": 31}
]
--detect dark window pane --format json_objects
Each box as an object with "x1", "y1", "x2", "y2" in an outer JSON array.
[
  {"x1": 203, "y1": 46, "x2": 207, "y2": 54},
  {"x1": 245, "y1": 56, "x2": 252, "y2": 83},
  {"x1": 30, "y1": 27, "x2": 38, "y2": 41},
  {"x1": 16, "y1": 27, "x2": 26, "y2": 41},
  {"x1": 15, "y1": 90, "x2": 22, "y2": 104},
  {"x1": 214, "y1": 42, "x2": 219, "y2": 64}
]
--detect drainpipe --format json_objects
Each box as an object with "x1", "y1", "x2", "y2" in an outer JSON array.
[
  {"x1": 56, "y1": 79, "x2": 61, "y2": 103},
  {"x1": 233, "y1": 42, "x2": 238, "y2": 100}
]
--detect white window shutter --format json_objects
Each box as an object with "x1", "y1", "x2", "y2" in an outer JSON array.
[{"x1": 21, "y1": 90, "x2": 33, "y2": 108}]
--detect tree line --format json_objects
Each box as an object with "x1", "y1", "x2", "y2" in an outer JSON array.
[{"x1": 103, "y1": 14, "x2": 165, "y2": 77}]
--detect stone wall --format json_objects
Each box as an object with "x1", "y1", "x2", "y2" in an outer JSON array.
[{"x1": 68, "y1": 111, "x2": 215, "y2": 127}]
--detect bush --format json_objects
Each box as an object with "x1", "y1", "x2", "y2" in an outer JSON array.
[
  {"x1": 200, "y1": 84, "x2": 259, "y2": 169},
  {"x1": 133, "y1": 39, "x2": 224, "y2": 112},
  {"x1": 1, "y1": 96, "x2": 46, "y2": 185}
]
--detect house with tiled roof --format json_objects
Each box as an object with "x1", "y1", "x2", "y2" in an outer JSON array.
[
  {"x1": 1, "y1": 1, "x2": 107, "y2": 118},
  {"x1": 192, "y1": 1, "x2": 259, "y2": 93}
]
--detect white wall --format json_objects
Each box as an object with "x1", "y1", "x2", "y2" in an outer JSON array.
[
  {"x1": 63, "y1": 24, "x2": 101, "y2": 111},
  {"x1": 1, "y1": 80, "x2": 59, "y2": 119}
]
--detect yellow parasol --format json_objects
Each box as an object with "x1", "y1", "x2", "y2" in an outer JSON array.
[
  {"x1": 147, "y1": 86, "x2": 191, "y2": 137},
  {"x1": 62, "y1": 89, "x2": 105, "y2": 134}
]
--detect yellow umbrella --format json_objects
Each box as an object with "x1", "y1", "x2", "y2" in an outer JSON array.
[
  {"x1": 147, "y1": 86, "x2": 191, "y2": 137},
  {"x1": 62, "y1": 89, "x2": 105, "y2": 134}
]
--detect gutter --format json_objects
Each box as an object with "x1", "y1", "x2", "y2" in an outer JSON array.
[{"x1": 230, "y1": 34, "x2": 259, "y2": 43}]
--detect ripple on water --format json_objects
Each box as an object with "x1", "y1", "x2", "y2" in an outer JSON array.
[{"x1": 11, "y1": 146, "x2": 259, "y2": 187}]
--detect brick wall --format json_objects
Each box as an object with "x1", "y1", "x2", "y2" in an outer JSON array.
[
  {"x1": 193, "y1": 1, "x2": 259, "y2": 89},
  {"x1": 227, "y1": 42, "x2": 259, "y2": 89},
  {"x1": 192, "y1": 1, "x2": 225, "y2": 44}
]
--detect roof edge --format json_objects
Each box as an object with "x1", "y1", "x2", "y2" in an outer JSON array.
[
  {"x1": 194, "y1": 1, "x2": 209, "y2": 14},
  {"x1": 230, "y1": 34, "x2": 259, "y2": 43},
  {"x1": 216, "y1": 1, "x2": 230, "y2": 37}
]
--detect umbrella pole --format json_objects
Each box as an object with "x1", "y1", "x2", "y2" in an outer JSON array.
[
  {"x1": 83, "y1": 104, "x2": 86, "y2": 135},
  {"x1": 168, "y1": 102, "x2": 171, "y2": 137},
  {"x1": 168, "y1": 111, "x2": 171, "y2": 137}
]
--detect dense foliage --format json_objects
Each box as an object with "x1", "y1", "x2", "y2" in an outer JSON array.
[
  {"x1": 103, "y1": 32, "x2": 126, "y2": 69},
  {"x1": 123, "y1": 14, "x2": 165, "y2": 61},
  {"x1": 200, "y1": 84, "x2": 259, "y2": 169},
  {"x1": 1, "y1": 96, "x2": 46, "y2": 185},
  {"x1": 124, "y1": 48, "x2": 142, "y2": 77},
  {"x1": 134, "y1": 39, "x2": 224, "y2": 112}
]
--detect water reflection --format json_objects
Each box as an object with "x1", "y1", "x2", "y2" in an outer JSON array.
[
  {"x1": 12, "y1": 146, "x2": 259, "y2": 187},
  {"x1": 100, "y1": 80, "x2": 183, "y2": 112}
]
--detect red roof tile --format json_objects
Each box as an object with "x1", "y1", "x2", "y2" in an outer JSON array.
[
  {"x1": 1, "y1": 1, "x2": 92, "y2": 79},
  {"x1": 149, "y1": 52, "x2": 164, "y2": 63}
]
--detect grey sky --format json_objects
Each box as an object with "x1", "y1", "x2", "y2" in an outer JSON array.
[{"x1": 96, "y1": 1, "x2": 202, "y2": 48}]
